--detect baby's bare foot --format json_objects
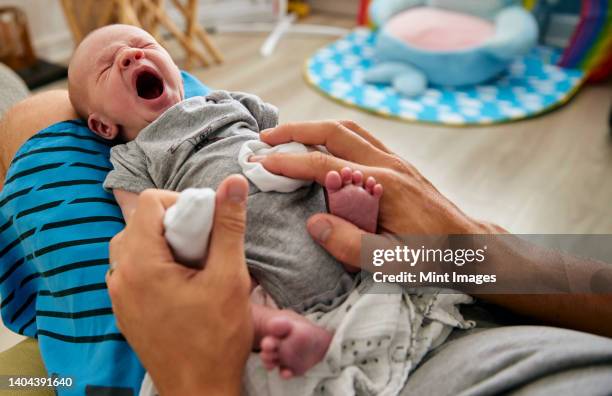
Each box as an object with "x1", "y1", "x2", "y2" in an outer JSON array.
[
  {"x1": 325, "y1": 167, "x2": 383, "y2": 233},
  {"x1": 259, "y1": 311, "x2": 332, "y2": 379}
]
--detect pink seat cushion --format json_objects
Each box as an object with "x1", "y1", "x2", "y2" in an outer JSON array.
[{"x1": 386, "y1": 7, "x2": 495, "y2": 51}]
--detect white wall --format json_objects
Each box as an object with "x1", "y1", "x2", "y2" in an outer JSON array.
[{"x1": 0, "y1": 0, "x2": 74, "y2": 63}]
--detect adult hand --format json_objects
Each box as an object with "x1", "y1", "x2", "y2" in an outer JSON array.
[
  {"x1": 254, "y1": 121, "x2": 612, "y2": 338},
  {"x1": 106, "y1": 175, "x2": 252, "y2": 396},
  {"x1": 252, "y1": 120, "x2": 503, "y2": 269}
]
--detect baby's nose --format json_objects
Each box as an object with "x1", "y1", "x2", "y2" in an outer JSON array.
[{"x1": 119, "y1": 48, "x2": 144, "y2": 69}]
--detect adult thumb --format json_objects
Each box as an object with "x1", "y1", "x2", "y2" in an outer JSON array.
[
  {"x1": 204, "y1": 174, "x2": 249, "y2": 280},
  {"x1": 307, "y1": 213, "x2": 367, "y2": 272}
]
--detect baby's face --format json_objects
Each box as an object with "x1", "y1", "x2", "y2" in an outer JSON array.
[{"x1": 69, "y1": 25, "x2": 184, "y2": 141}]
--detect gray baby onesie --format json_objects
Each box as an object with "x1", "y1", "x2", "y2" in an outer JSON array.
[{"x1": 104, "y1": 91, "x2": 355, "y2": 312}]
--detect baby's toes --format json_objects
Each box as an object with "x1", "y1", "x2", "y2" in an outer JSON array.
[
  {"x1": 365, "y1": 176, "x2": 376, "y2": 193},
  {"x1": 340, "y1": 167, "x2": 353, "y2": 185},
  {"x1": 280, "y1": 368, "x2": 295, "y2": 379},
  {"x1": 373, "y1": 183, "x2": 383, "y2": 198},
  {"x1": 352, "y1": 170, "x2": 364, "y2": 187},
  {"x1": 266, "y1": 317, "x2": 292, "y2": 339},
  {"x1": 261, "y1": 335, "x2": 280, "y2": 353},
  {"x1": 325, "y1": 170, "x2": 342, "y2": 193},
  {"x1": 260, "y1": 351, "x2": 280, "y2": 370},
  {"x1": 260, "y1": 336, "x2": 280, "y2": 370}
]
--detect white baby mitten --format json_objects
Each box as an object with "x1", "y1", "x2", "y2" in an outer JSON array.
[
  {"x1": 238, "y1": 140, "x2": 313, "y2": 193},
  {"x1": 163, "y1": 188, "x2": 216, "y2": 268}
]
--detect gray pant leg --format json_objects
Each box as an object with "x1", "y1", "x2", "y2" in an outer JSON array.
[
  {"x1": 510, "y1": 366, "x2": 612, "y2": 396},
  {"x1": 400, "y1": 326, "x2": 612, "y2": 396}
]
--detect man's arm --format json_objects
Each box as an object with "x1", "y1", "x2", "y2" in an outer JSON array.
[
  {"x1": 253, "y1": 121, "x2": 612, "y2": 338},
  {"x1": 107, "y1": 177, "x2": 252, "y2": 396},
  {"x1": 0, "y1": 90, "x2": 77, "y2": 188},
  {"x1": 484, "y1": 294, "x2": 612, "y2": 337},
  {"x1": 474, "y1": 235, "x2": 612, "y2": 337}
]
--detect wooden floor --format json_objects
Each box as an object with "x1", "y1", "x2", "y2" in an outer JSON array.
[{"x1": 2, "y1": 14, "x2": 612, "y2": 352}]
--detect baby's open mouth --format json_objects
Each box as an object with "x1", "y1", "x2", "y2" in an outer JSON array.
[{"x1": 136, "y1": 70, "x2": 164, "y2": 100}]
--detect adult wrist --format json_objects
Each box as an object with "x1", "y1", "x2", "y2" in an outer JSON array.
[{"x1": 451, "y1": 210, "x2": 507, "y2": 235}]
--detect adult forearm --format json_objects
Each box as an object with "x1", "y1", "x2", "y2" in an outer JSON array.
[
  {"x1": 0, "y1": 90, "x2": 77, "y2": 187},
  {"x1": 480, "y1": 293, "x2": 612, "y2": 338},
  {"x1": 473, "y1": 233, "x2": 612, "y2": 337}
]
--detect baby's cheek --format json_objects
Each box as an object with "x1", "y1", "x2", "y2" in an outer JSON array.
[{"x1": 106, "y1": 81, "x2": 136, "y2": 118}]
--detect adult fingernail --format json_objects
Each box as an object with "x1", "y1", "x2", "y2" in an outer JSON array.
[
  {"x1": 308, "y1": 218, "x2": 332, "y2": 243},
  {"x1": 227, "y1": 179, "x2": 248, "y2": 203},
  {"x1": 249, "y1": 155, "x2": 265, "y2": 162}
]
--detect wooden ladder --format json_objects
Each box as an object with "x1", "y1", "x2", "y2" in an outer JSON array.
[{"x1": 59, "y1": 0, "x2": 223, "y2": 69}]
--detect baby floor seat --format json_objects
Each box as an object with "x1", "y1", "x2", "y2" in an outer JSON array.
[{"x1": 364, "y1": 1, "x2": 539, "y2": 96}]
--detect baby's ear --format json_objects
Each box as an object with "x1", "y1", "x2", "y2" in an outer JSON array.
[{"x1": 88, "y1": 113, "x2": 119, "y2": 140}]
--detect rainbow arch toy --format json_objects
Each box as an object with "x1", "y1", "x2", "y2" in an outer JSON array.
[{"x1": 526, "y1": 0, "x2": 611, "y2": 81}]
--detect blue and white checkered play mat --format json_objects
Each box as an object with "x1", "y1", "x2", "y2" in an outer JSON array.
[{"x1": 305, "y1": 29, "x2": 585, "y2": 126}]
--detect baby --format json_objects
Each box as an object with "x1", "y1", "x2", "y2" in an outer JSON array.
[{"x1": 68, "y1": 24, "x2": 383, "y2": 379}]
